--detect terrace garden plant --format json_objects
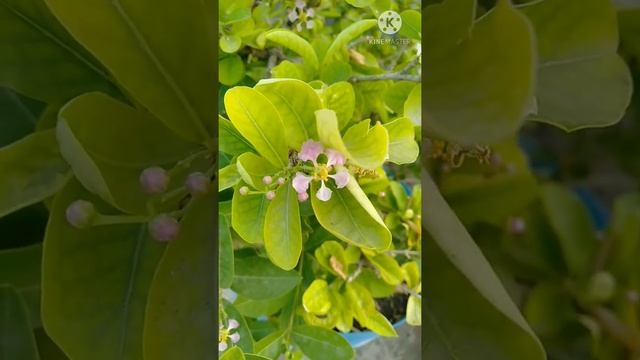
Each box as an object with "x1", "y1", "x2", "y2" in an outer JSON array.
[{"x1": 0, "y1": 0, "x2": 635, "y2": 360}]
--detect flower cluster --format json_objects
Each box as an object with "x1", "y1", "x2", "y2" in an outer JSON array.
[
  {"x1": 218, "y1": 319, "x2": 240, "y2": 352},
  {"x1": 292, "y1": 140, "x2": 350, "y2": 202},
  {"x1": 288, "y1": 0, "x2": 315, "y2": 32}
]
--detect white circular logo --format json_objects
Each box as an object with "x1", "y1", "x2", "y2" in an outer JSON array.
[{"x1": 378, "y1": 10, "x2": 402, "y2": 35}]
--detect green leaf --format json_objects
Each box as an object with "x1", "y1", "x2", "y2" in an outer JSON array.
[
  {"x1": 231, "y1": 256, "x2": 301, "y2": 300},
  {"x1": 320, "y1": 81, "x2": 355, "y2": 130},
  {"x1": 219, "y1": 115, "x2": 255, "y2": 156},
  {"x1": 219, "y1": 215, "x2": 234, "y2": 288},
  {"x1": 363, "y1": 310, "x2": 397, "y2": 337},
  {"x1": 223, "y1": 301, "x2": 254, "y2": 354},
  {"x1": 0, "y1": 87, "x2": 41, "y2": 147},
  {"x1": 255, "y1": 79, "x2": 322, "y2": 149},
  {"x1": 0, "y1": 130, "x2": 70, "y2": 218},
  {"x1": 45, "y1": 0, "x2": 215, "y2": 142},
  {"x1": 220, "y1": 34, "x2": 242, "y2": 53},
  {"x1": 423, "y1": 0, "x2": 535, "y2": 145},
  {"x1": 0, "y1": 0, "x2": 115, "y2": 102},
  {"x1": 271, "y1": 60, "x2": 310, "y2": 81},
  {"x1": 42, "y1": 180, "x2": 166, "y2": 359},
  {"x1": 143, "y1": 193, "x2": 216, "y2": 360},
  {"x1": 403, "y1": 84, "x2": 421, "y2": 126},
  {"x1": 323, "y1": 20, "x2": 377, "y2": 67},
  {"x1": 220, "y1": 346, "x2": 245, "y2": 360},
  {"x1": 0, "y1": 244, "x2": 43, "y2": 328},
  {"x1": 236, "y1": 152, "x2": 278, "y2": 190},
  {"x1": 353, "y1": 269, "x2": 395, "y2": 298},
  {"x1": 234, "y1": 290, "x2": 293, "y2": 318},
  {"x1": 398, "y1": 10, "x2": 421, "y2": 40},
  {"x1": 523, "y1": 283, "x2": 575, "y2": 337},
  {"x1": 224, "y1": 87, "x2": 288, "y2": 168},
  {"x1": 345, "y1": 0, "x2": 374, "y2": 8},
  {"x1": 608, "y1": 193, "x2": 640, "y2": 278},
  {"x1": 57, "y1": 92, "x2": 201, "y2": 214},
  {"x1": 363, "y1": 252, "x2": 403, "y2": 285},
  {"x1": 0, "y1": 285, "x2": 39, "y2": 360},
  {"x1": 311, "y1": 177, "x2": 391, "y2": 250},
  {"x1": 219, "y1": 163, "x2": 242, "y2": 192},
  {"x1": 319, "y1": 61, "x2": 352, "y2": 84},
  {"x1": 254, "y1": 329, "x2": 285, "y2": 359},
  {"x1": 314, "y1": 241, "x2": 348, "y2": 278},
  {"x1": 259, "y1": 30, "x2": 319, "y2": 72},
  {"x1": 316, "y1": 110, "x2": 388, "y2": 170},
  {"x1": 245, "y1": 354, "x2": 271, "y2": 360},
  {"x1": 520, "y1": 0, "x2": 633, "y2": 131},
  {"x1": 541, "y1": 183, "x2": 598, "y2": 277},
  {"x1": 220, "y1": 54, "x2": 246, "y2": 86},
  {"x1": 232, "y1": 185, "x2": 269, "y2": 244},
  {"x1": 423, "y1": 172, "x2": 545, "y2": 359},
  {"x1": 402, "y1": 261, "x2": 420, "y2": 290},
  {"x1": 264, "y1": 180, "x2": 302, "y2": 270},
  {"x1": 384, "y1": 117, "x2": 419, "y2": 164},
  {"x1": 406, "y1": 295, "x2": 421, "y2": 326},
  {"x1": 384, "y1": 81, "x2": 416, "y2": 115},
  {"x1": 302, "y1": 280, "x2": 332, "y2": 315},
  {"x1": 292, "y1": 325, "x2": 354, "y2": 360}
]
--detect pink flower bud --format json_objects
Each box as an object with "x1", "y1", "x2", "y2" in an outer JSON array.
[
  {"x1": 239, "y1": 186, "x2": 249, "y2": 195},
  {"x1": 185, "y1": 172, "x2": 210, "y2": 196},
  {"x1": 277, "y1": 177, "x2": 286, "y2": 185},
  {"x1": 266, "y1": 191, "x2": 276, "y2": 200},
  {"x1": 263, "y1": 176, "x2": 273, "y2": 185},
  {"x1": 139, "y1": 167, "x2": 170, "y2": 194},
  {"x1": 65, "y1": 200, "x2": 96, "y2": 229},
  {"x1": 297, "y1": 191, "x2": 309, "y2": 202},
  {"x1": 148, "y1": 214, "x2": 179, "y2": 242}
]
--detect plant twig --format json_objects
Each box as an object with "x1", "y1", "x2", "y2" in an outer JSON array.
[
  {"x1": 349, "y1": 57, "x2": 421, "y2": 82},
  {"x1": 386, "y1": 249, "x2": 421, "y2": 257}
]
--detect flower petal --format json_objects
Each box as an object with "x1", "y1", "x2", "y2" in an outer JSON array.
[
  {"x1": 292, "y1": 172, "x2": 313, "y2": 193},
  {"x1": 330, "y1": 169, "x2": 350, "y2": 189},
  {"x1": 288, "y1": 9, "x2": 299, "y2": 22},
  {"x1": 218, "y1": 341, "x2": 228, "y2": 352},
  {"x1": 298, "y1": 140, "x2": 324, "y2": 163},
  {"x1": 306, "y1": 20, "x2": 314, "y2": 29},
  {"x1": 326, "y1": 148, "x2": 346, "y2": 167},
  {"x1": 307, "y1": 8, "x2": 315, "y2": 17},
  {"x1": 316, "y1": 181, "x2": 332, "y2": 201},
  {"x1": 228, "y1": 319, "x2": 239, "y2": 330},
  {"x1": 229, "y1": 333, "x2": 241, "y2": 343},
  {"x1": 295, "y1": 0, "x2": 305, "y2": 9},
  {"x1": 297, "y1": 191, "x2": 309, "y2": 202}
]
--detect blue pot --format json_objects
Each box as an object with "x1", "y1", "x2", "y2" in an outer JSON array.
[{"x1": 340, "y1": 319, "x2": 407, "y2": 348}]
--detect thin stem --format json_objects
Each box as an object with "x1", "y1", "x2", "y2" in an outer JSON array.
[
  {"x1": 284, "y1": 252, "x2": 305, "y2": 353},
  {"x1": 93, "y1": 214, "x2": 149, "y2": 226},
  {"x1": 349, "y1": 73, "x2": 420, "y2": 83},
  {"x1": 386, "y1": 249, "x2": 421, "y2": 257}
]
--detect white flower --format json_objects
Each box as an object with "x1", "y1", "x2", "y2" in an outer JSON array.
[{"x1": 219, "y1": 318, "x2": 241, "y2": 352}]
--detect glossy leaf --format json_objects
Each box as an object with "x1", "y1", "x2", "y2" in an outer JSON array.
[
  {"x1": 45, "y1": 0, "x2": 216, "y2": 142},
  {"x1": 316, "y1": 110, "x2": 388, "y2": 170},
  {"x1": 520, "y1": 0, "x2": 633, "y2": 131},
  {"x1": 363, "y1": 252, "x2": 403, "y2": 285},
  {"x1": 292, "y1": 325, "x2": 354, "y2": 360},
  {"x1": 144, "y1": 193, "x2": 216, "y2": 360},
  {"x1": 311, "y1": 177, "x2": 391, "y2": 250},
  {"x1": 423, "y1": 0, "x2": 535, "y2": 145},
  {"x1": 0, "y1": 285, "x2": 39, "y2": 360},
  {"x1": 302, "y1": 280, "x2": 331, "y2": 315},
  {"x1": 323, "y1": 20, "x2": 377, "y2": 67},
  {"x1": 219, "y1": 215, "x2": 234, "y2": 288},
  {"x1": 57, "y1": 92, "x2": 201, "y2": 214},
  {"x1": 384, "y1": 81, "x2": 416, "y2": 115},
  {"x1": 231, "y1": 185, "x2": 269, "y2": 244},
  {"x1": 220, "y1": 54, "x2": 246, "y2": 86},
  {"x1": 541, "y1": 183, "x2": 598, "y2": 277},
  {"x1": 236, "y1": 152, "x2": 278, "y2": 190},
  {"x1": 384, "y1": 117, "x2": 419, "y2": 164},
  {"x1": 0, "y1": 244, "x2": 43, "y2": 327},
  {"x1": 224, "y1": 87, "x2": 288, "y2": 168},
  {"x1": 0, "y1": 0, "x2": 115, "y2": 102},
  {"x1": 219, "y1": 115, "x2": 255, "y2": 156},
  {"x1": 231, "y1": 256, "x2": 301, "y2": 300},
  {"x1": 423, "y1": 172, "x2": 545, "y2": 359},
  {"x1": 234, "y1": 290, "x2": 293, "y2": 318},
  {"x1": 42, "y1": 180, "x2": 166, "y2": 359},
  {"x1": 406, "y1": 295, "x2": 421, "y2": 326},
  {"x1": 255, "y1": 78, "x2": 322, "y2": 149},
  {"x1": 353, "y1": 269, "x2": 395, "y2": 298},
  {"x1": 320, "y1": 81, "x2": 355, "y2": 130},
  {"x1": 364, "y1": 310, "x2": 397, "y2": 337},
  {"x1": 403, "y1": 84, "x2": 421, "y2": 126},
  {"x1": 264, "y1": 180, "x2": 302, "y2": 270},
  {"x1": 220, "y1": 347, "x2": 245, "y2": 360},
  {"x1": 219, "y1": 163, "x2": 242, "y2": 192},
  {"x1": 254, "y1": 329, "x2": 285, "y2": 359},
  {"x1": 398, "y1": 10, "x2": 421, "y2": 40},
  {"x1": 0, "y1": 130, "x2": 70, "y2": 218},
  {"x1": 259, "y1": 30, "x2": 319, "y2": 72}
]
